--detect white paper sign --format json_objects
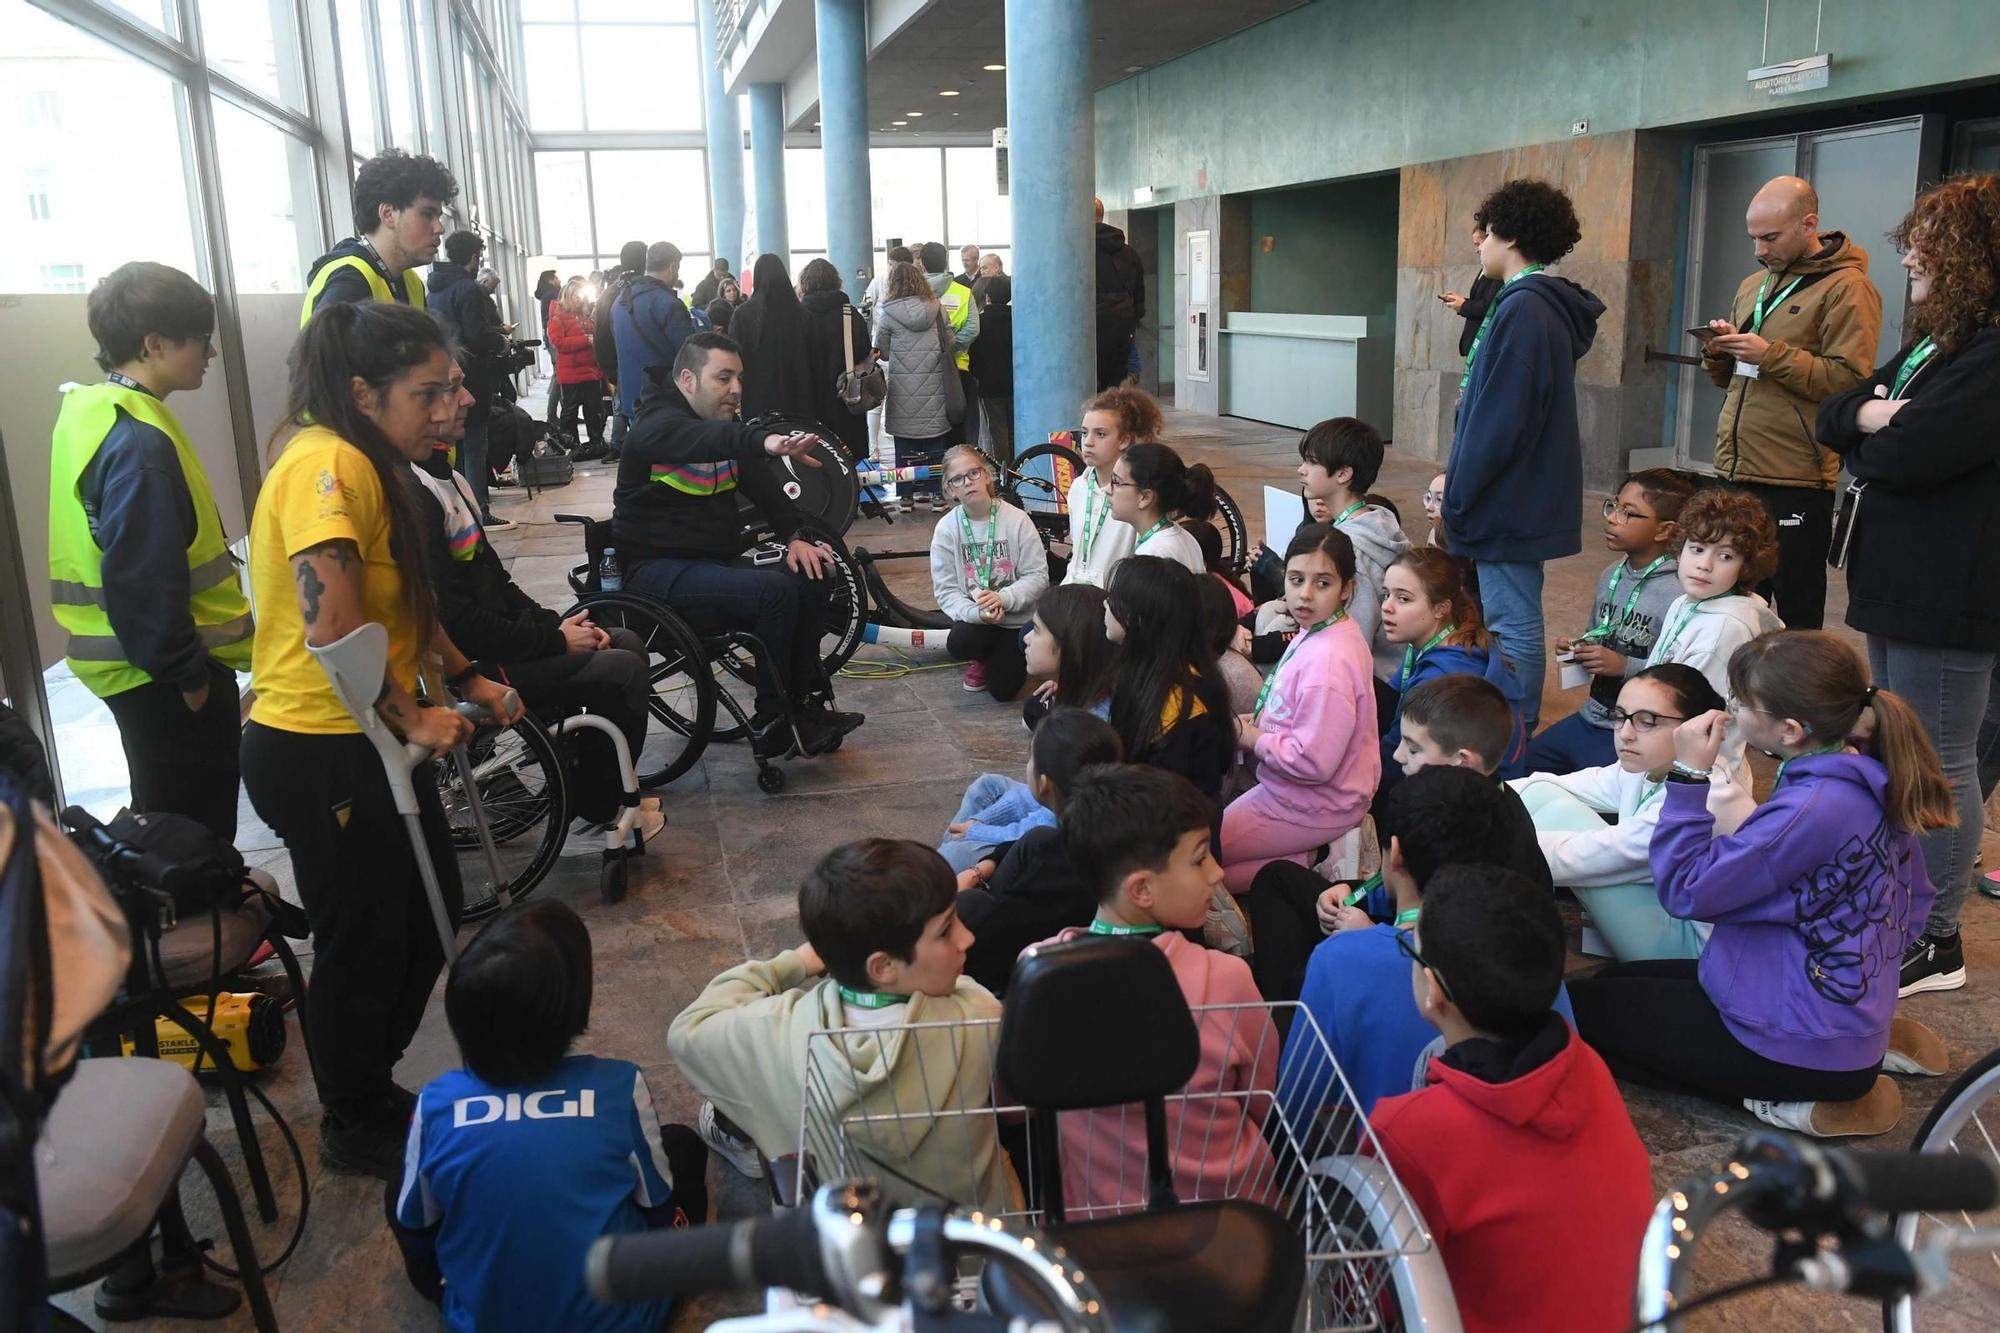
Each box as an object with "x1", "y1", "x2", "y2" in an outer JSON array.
[{"x1": 1263, "y1": 486, "x2": 1307, "y2": 559}]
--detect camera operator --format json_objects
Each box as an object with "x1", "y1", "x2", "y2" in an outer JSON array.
[{"x1": 427, "y1": 231, "x2": 514, "y2": 530}]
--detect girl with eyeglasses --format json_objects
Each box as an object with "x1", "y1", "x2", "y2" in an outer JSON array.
[
  {"x1": 1107, "y1": 441, "x2": 1218, "y2": 576},
  {"x1": 1511, "y1": 664, "x2": 1751, "y2": 962},
  {"x1": 1570, "y1": 630, "x2": 1952, "y2": 1139},
  {"x1": 928, "y1": 445, "x2": 1049, "y2": 700}
]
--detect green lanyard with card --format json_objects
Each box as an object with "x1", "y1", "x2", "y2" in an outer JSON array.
[
  {"x1": 959, "y1": 508, "x2": 997, "y2": 590},
  {"x1": 1460, "y1": 264, "x2": 1545, "y2": 388},
  {"x1": 1578, "y1": 555, "x2": 1670, "y2": 643},
  {"x1": 1397, "y1": 626, "x2": 1455, "y2": 691},
  {"x1": 1748, "y1": 271, "x2": 1808, "y2": 335},
  {"x1": 1077, "y1": 470, "x2": 1113, "y2": 571},
  {"x1": 1890, "y1": 337, "x2": 1938, "y2": 398},
  {"x1": 1252, "y1": 611, "x2": 1346, "y2": 721}
]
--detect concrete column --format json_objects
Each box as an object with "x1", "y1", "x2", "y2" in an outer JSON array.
[
  {"x1": 1006, "y1": 0, "x2": 1094, "y2": 445},
  {"x1": 815, "y1": 0, "x2": 874, "y2": 295},
  {"x1": 695, "y1": 0, "x2": 745, "y2": 268},
  {"x1": 749, "y1": 82, "x2": 791, "y2": 268}
]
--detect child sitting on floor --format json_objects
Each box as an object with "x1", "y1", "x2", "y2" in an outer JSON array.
[
  {"x1": 1421, "y1": 471, "x2": 1446, "y2": 548},
  {"x1": 1530, "y1": 467, "x2": 1696, "y2": 775},
  {"x1": 930, "y1": 444, "x2": 1050, "y2": 700},
  {"x1": 391, "y1": 901, "x2": 708, "y2": 1333},
  {"x1": 1379, "y1": 549, "x2": 1526, "y2": 788},
  {"x1": 1104, "y1": 555, "x2": 1235, "y2": 809},
  {"x1": 1294, "y1": 417, "x2": 1411, "y2": 689},
  {"x1": 1027, "y1": 762, "x2": 1280, "y2": 1213},
  {"x1": 1021, "y1": 583, "x2": 1120, "y2": 731},
  {"x1": 1220, "y1": 524, "x2": 1379, "y2": 894},
  {"x1": 1198, "y1": 573, "x2": 1263, "y2": 720},
  {"x1": 668, "y1": 839, "x2": 1019, "y2": 1209},
  {"x1": 1240, "y1": 673, "x2": 1548, "y2": 1004},
  {"x1": 1512, "y1": 664, "x2": 1754, "y2": 962},
  {"x1": 1571, "y1": 631, "x2": 1951, "y2": 1139},
  {"x1": 1279, "y1": 767, "x2": 1576, "y2": 1117},
  {"x1": 955, "y1": 707, "x2": 1125, "y2": 995},
  {"x1": 1061, "y1": 387, "x2": 1159, "y2": 588},
  {"x1": 1108, "y1": 442, "x2": 1220, "y2": 576},
  {"x1": 1370, "y1": 864, "x2": 1653, "y2": 1333},
  {"x1": 1640, "y1": 486, "x2": 1784, "y2": 783}
]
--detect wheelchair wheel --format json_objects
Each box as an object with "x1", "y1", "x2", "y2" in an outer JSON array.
[
  {"x1": 564, "y1": 591, "x2": 717, "y2": 788},
  {"x1": 1203, "y1": 483, "x2": 1251, "y2": 578},
  {"x1": 736, "y1": 416, "x2": 861, "y2": 535},
  {"x1": 438, "y1": 712, "x2": 569, "y2": 923}
]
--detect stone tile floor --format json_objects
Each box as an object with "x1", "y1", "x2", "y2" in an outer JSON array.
[{"x1": 51, "y1": 407, "x2": 1996, "y2": 1331}]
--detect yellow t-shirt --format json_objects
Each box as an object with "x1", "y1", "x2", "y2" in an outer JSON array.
[{"x1": 247, "y1": 426, "x2": 425, "y2": 734}]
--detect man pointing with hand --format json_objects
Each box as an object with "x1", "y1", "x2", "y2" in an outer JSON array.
[
  {"x1": 614, "y1": 331, "x2": 863, "y2": 760},
  {"x1": 1702, "y1": 175, "x2": 1881, "y2": 629}
]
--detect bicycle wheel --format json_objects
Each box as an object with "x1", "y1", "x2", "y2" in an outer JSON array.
[
  {"x1": 736, "y1": 415, "x2": 860, "y2": 535},
  {"x1": 1886, "y1": 1045, "x2": 2000, "y2": 1332},
  {"x1": 1203, "y1": 483, "x2": 1251, "y2": 578},
  {"x1": 565, "y1": 591, "x2": 716, "y2": 788},
  {"x1": 1004, "y1": 440, "x2": 1084, "y2": 527},
  {"x1": 436, "y1": 713, "x2": 569, "y2": 923}
]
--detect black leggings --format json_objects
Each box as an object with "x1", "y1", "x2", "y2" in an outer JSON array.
[
  {"x1": 1241, "y1": 860, "x2": 1333, "y2": 1009},
  {"x1": 946, "y1": 622, "x2": 1029, "y2": 701},
  {"x1": 1568, "y1": 959, "x2": 1879, "y2": 1104},
  {"x1": 557, "y1": 379, "x2": 607, "y2": 449}
]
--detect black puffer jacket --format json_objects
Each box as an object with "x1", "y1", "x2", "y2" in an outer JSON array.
[
  {"x1": 1818, "y1": 325, "x2": 2000, "y2": 650},
  {"x1": 1094, "y1": 222, "x2": 1146, "y2": 344},
  {"x1": 425, "y1": 264, "x2": 507, "y2": 403}
]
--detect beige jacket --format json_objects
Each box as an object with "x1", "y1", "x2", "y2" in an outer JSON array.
[
  {"x1": 666, "y1": 949, "x2": 1021, "y2": 1212},
  {"x1": 1702, "y1": 232, "x2": 1882, "y2": 488}
]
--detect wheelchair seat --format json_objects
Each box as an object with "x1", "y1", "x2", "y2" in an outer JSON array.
[{"x1": 986, "y1": 936, "x2": 1307, "y2": 1333}]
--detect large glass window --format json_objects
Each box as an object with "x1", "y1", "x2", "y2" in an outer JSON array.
[
  {"x1": 377, "y1": 0, "x2": 417, "y2": 150},
  {"x1": 198, "y1": 0, "x2": 308, "y2": 109},
  {"x1": 590, "y1": 149, "x2": 710, "y2": 254},
  {"x1": 578, "y1": 25, "x2": 700, "y2": 131},
  {"x1": 523, "y1": 22, "x2": 583, "y2": 128},
  {"x1": 945, "y1": 146, "x2": 1010, "y2": 249},
  {"x1": 870, "y1": 148, "x2": 944, "y2": 248},
  {"x1": 335, "y1": 0, "x2": 378, "y2": 155},
  {"x1": 785, "y1": 148, "x2": 827, "y2": 253},
  {"x1": 101, "y1": 0, "x2": 176, "y2": 35}
]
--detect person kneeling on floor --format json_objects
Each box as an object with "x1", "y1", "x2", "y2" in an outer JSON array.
[{"x1": 612, "y1": 331, "x2": 862, "y2": 760}]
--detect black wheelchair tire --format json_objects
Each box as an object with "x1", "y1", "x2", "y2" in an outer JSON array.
[
  {"x1": 561, "y1": 591, "x2": 718, "y2": 788},
  {"x1": 441, "y1": 711, "x2": 569, "y2": 923}
]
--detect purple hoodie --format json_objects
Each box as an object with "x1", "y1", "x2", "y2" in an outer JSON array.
[{"x1": 1650, "y1": 752, "x2": 1933, "y2": 1072}]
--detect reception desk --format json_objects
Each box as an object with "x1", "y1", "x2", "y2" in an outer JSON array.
[{"x1": 1218, "y1": 312, "x2": 1393, "y2": 434}]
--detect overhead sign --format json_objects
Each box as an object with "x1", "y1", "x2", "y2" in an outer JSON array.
[{"x1": 1748, "y1": 53, "x2": 1830, "y2": 96}]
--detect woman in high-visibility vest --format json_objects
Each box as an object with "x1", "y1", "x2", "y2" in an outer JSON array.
[
  {"x1": 48, "y1": 261, "x2": 253, "y2": 840},
  {"x1": 240, "y1": 300, "x2": 521, "y2": 1181}
]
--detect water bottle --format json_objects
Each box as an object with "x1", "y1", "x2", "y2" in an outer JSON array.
[{"x1": 598, "y1": 546, "x2": 622, "y2": 593}]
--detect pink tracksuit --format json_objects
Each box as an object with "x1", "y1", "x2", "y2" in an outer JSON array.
[{"x1": 1220, "y1": 616, "x2": 1379, "y2": 891}]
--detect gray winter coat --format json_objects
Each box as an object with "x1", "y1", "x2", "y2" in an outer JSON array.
[{"x1": 873, "y1": 295, "x2": 953, "y2": 439}]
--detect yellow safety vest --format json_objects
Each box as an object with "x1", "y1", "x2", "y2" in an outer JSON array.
[
  {"x1": 298, "y1": 254, "x2": 426, "y2": 327},
  {"x1": 48, "y1": 383, "x2": 255, "y2": 697},
  {"x1": 940, "y1": 278, "x2": 974, "y2": 370}
]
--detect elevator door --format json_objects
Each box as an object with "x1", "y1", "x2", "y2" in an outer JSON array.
[{"x1": 1676, "y1": 117, "x2": 1928, "y2": 468}]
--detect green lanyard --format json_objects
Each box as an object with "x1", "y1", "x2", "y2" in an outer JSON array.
[
  {"x1": 1332, "y1": 499, "x2": 1366, "y2": 526},
  {"x1": 1252, "y1": 610, "x2": 1346, "y2": 721},
  {"x1": 836, "y1": 984, "x2": 911, "y2": 1009},
  {"x1": 1637, "y1": 777, "x2": 1667, "y2": 809},
  {"x1": 1774, "y1": 744, "x2": 1841, "y2": 788},
  {"x1": 1398, "y1": 626, "x2": 1455, "y2": 690},
  {"x1": 1460, "y1": 264, "x2": 1545, "y2": 387},
  {"x1": 1076, "y1": 469, "x2": 1113, "y2": 571},
  {"x1": 1653, "y1": 593, "x2": 1737, "y2": 663},
  {"x1": 1890, "y1": 337, "x2": 1938, "y2": 398},
  {"x1": 1394, "y1": 907, "x2": 1421, "y2": 927},
  {"x1": 1343, "y1": 871, "x2": 1383, "y2": 908},
  {"x1": 1579, "y1": 555, "x2": 1670, "y2": 643},
  {"x1": 1748, "y1": 271, "x2": 1808, "y2": 335},
  {"x1": 1088, "y1": 918, "x2": 1163, "y2": 937},
  {"x1": 1134, "y1": 519, "x2": 1170, "y2": 548},
  {"x1": 959, "y1": 507, "x2": 997, "y2": 590}
]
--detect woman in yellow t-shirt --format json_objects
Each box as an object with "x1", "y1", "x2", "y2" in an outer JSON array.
[{"x1": 240, "y1": 301, "x2": 521, "y2": 1181}]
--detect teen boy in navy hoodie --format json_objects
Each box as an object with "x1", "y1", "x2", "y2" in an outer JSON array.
[
  {"x1": 1441, "y1": 179, "x2": 1604, "y2": 740},
  {"x1": 1370, "y1": 864, "x2": 1651, "y2": 1333}
]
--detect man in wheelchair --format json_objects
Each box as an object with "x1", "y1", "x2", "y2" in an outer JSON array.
[
  {"x1": 613, "y1": 331, "x2": 863, "y2": 759},
  {"x1": 414, "y1": 380, "x2": 658, "y2": 835}
]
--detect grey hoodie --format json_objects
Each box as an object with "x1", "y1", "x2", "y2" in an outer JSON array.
[
  {"x1": 1337, "y1": 504, "x2": 1413, "y2": 681},
  {"x1": 1643, "y1": 589, "x2": 1785, "y2": 783}
]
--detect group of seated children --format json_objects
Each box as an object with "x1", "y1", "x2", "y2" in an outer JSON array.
[{"x1": 386, "y1": 404, "x2": 1962, "y2": 1332}]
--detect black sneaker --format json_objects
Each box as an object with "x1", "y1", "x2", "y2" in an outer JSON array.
[
  {"x1": 804, "y1": 700, "x2": 866, "y2": 736},
  {"x1": 1899, "y1": 931, "x2": 1967, "y2": 997},
  {"x1": 750, "y1": 714, "x2": 799, "y2": 761},
  {"x1": 321, "y1": 1106, "x2": 410, "y2": 1181}
]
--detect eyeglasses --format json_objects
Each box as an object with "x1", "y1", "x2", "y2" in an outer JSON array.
[
  {"x1": 944, "y1": 469, "x2": 988, "y2": 491},
  {"x1": 1105, "y1": 474, "x2": 1134, "y2": 492},
  {"x1": 1421, "y1": 490, "x2": 1444, "y2": 512},
  {"x1": 1394, "y1": 927, "x2": 1453, "y2": 1005},
  {"x1": 1601, "y1": 499, "x2": 1657, "y2": 522},
  {"x1": 1605, "y1": 707, "x2": 1687, "y2": 733}
]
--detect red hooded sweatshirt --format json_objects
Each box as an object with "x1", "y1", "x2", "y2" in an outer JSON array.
[{"x1": 1370, "y1": 1016, "x2": 1651, "y2": 1333}]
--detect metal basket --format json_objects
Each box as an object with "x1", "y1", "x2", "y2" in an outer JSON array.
[{"x1": 796, "y1": 1001, "x2": 1449, "y2": 1332}]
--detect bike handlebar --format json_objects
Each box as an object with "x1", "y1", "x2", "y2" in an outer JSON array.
[
  {"x1": 585, "y1": 1202, "x2": 826, "y2": 1305},
  {"x1": 1827, "y1": 1145, "x2": 1999, "y2": 1218}
]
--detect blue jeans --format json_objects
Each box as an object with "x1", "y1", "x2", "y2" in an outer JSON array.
[
  {"x1": 938, "y1": 773, "x2": 1017, "y2": 873},
  {"x1": 624, "y1": 554, "x2": 831, "y2": 720},
  {"x1": 1476, "y1": 559, "x2": 1547, "y2": 734},
  {"x1": 1523, "y1": 710, "x2": 1617, "y2": 776},
  {"x1": 1866, "y1": 637, "x2": 1996, "y2": 937},
  {"x1": 458, "y1": 410, "x2": 492, "y2": 521},
  {"x1": 894, "y1": 432, "x2": 951, "y2": 500},
  {"x1": 609, "y1": 409, "x2": 630, "y2": 453}
]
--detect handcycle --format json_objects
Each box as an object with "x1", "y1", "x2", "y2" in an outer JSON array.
[
  {"x1": 1885, "y1": 1041, "x2": 2000, "y2": 1330},
  {"x1": 1636, "y1": 1128, "x2": 2000, "y2": 1330}
]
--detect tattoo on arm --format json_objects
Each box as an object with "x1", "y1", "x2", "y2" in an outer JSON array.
[
  {"x1": 293, "y1": 558, "x2": 326, "y2": 626},
  {"x1": 295, "y1": 539, "x2": 358, "y2": 571}
]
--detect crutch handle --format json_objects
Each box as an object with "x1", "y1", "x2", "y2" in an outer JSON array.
[{"x1": 451, "y1": 689, "x2": 521, "y2": 725}]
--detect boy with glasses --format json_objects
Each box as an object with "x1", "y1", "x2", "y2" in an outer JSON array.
[
  {"x1": 929, "y1": 445, "x2": 1049, "y2": 699},
  {"x1": 1528, "y1": 467, "x2": 1696, "y2": 775},
  {"x1": 1370, "y1": 863, "x2": 1651, "y2": 1333}
]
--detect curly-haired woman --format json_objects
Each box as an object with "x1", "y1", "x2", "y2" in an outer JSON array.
[
  {"x1": 1440, "y1": 178, "x2": 1604, "y2": 740},
  {"x1": 1817, "y1": 171, "x2": 2000, "y2": 997}
]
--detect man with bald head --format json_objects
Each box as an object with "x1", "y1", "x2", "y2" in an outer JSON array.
[{"x1": 1701, "y1": 175, "x2": 1882, "y2": 628}]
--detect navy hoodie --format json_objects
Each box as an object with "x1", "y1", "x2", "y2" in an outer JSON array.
[
  {"x1": 1380, "y1": 643, "x2": 1528, "y2": 786},
  {"x1": 1443, "y1": 274, "x2": 1603, "y2": 563}
]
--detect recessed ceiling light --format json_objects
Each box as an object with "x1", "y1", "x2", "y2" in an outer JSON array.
[
  {"x1": 983, "y1": 63, "x2": 1005, "y2": 71},
  {"x1": 1124, "y1": 64, "x2": 1144, "y2": 73},
  {"x1": 892, "y1": 120, "x2": 907, "y2": 126},
  {"x1": 907, "y1": 111, "x2": 923, "y2": 117},
  {"x1": 951, "y1": 112, "x2": 960, "y2": 116},
  {"x1": 939, "y1": 89, "x2": 960, "y2": 97}
]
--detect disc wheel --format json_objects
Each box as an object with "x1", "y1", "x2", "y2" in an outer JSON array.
[
  {"x1": 437, "y1": 712, "x2": 568, "y2": 923},
  {"x1": 564, "y1": 592, "x2": 716, "y2": 788}
]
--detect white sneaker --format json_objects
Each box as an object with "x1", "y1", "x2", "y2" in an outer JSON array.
[
  {"x1": 1743, "y1": 1074, "x2": 1900, "y2": 1138},
  {"x1": 696, "y1": 1100, "x2": 765, "y2": 1179}
]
